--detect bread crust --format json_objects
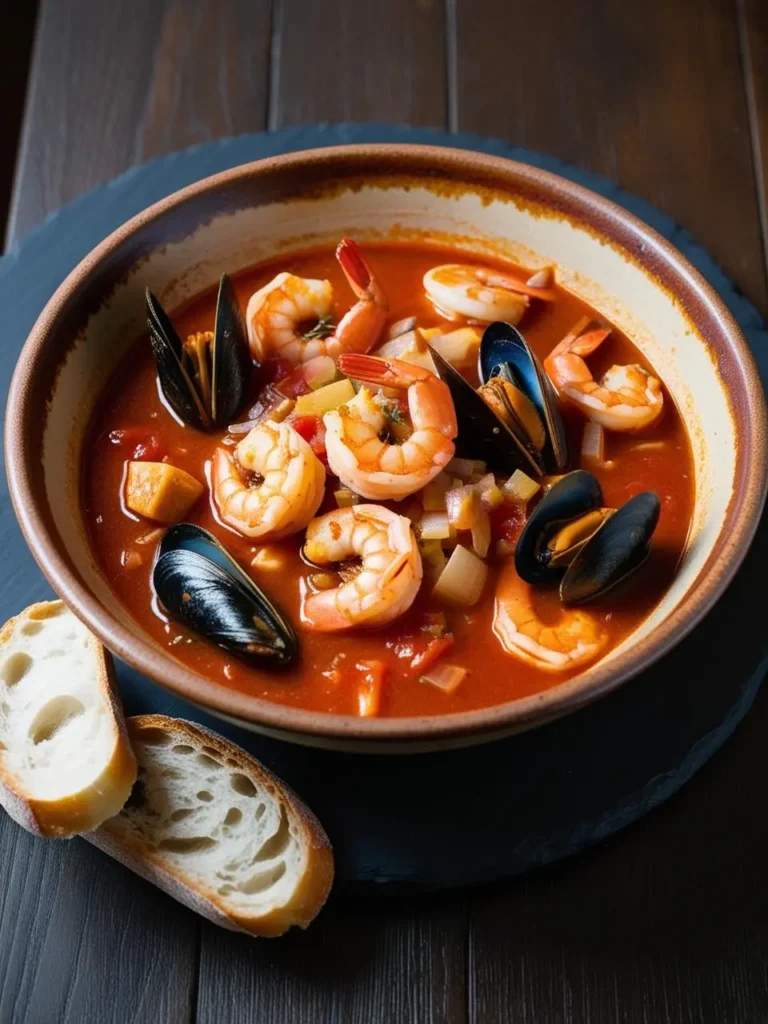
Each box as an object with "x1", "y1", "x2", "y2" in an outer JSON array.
[
  {"x1": 0, "y1": 600, "x2": 137, "y2": 837},
  {"x1": 87, "y1": 715, "x2": 334, "y2": 937}
]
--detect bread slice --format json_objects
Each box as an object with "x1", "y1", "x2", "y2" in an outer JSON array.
[
  {"x1": 87, "y1": 715, "x2": 334, "y2": 937},
  {"x1": 0, "y1": 600, "x2": 137, "y2": 837}
]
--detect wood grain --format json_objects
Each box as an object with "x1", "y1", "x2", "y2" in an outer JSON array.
[
  {"x1": 0, "y1": 828, "x2": 197, "y2": 1023},
  {"x1": 270, "y1": 0, "x2": 447, "y2": 129},
  {"x1": 453, "y1": 0, "x2": 768, "y2": 318},
  {"x1": 0, "y1": 2, "x2": 37, "y2": 246},
  {"x1": 197, "y1": 893, "x2": 466, "y2": 1024},
  {"x1": 6, "y1": 0, "x2": 271, "y2": 246}
]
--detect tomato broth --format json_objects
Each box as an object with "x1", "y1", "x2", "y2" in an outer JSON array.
[{"x1": 82, "y1": 243, "x2": 694, "y2": 718}]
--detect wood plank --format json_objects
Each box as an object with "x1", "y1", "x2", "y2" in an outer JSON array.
[
  {"x1": 7, "y1": 0, "x2": 271, "y2": 246},
  {"x1": 271, "y1": 0, "x2": 446, "y2": 129},
  {"x1": 453, "y1": 0, "x2": 768, "y2": 318},
  {"x1": 0, "y1": 2, "x2": 37, "y2": 246},
  {"x1": 197, "y1": 891, "x2": 467, "y2": 1024},
  {"x1": 467, "y1": 682, "x2": 768, "y2": 1024},
  {"x1": 0, "y1": 826, "x2": 197, "y2": 1023},
  {"x1": 738, "y1": 0, "x2": 768, "y2": 287}
]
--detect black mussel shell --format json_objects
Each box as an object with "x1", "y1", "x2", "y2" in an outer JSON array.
[
  {"x1": 147, "y1": 275, "x2": 250, "y2": 431},
  {"x1": 560, "y1": 491, "x2": 661, "y2": 605},
  {"x1": 147, "y1": 288, "x2": 210, "y2": 430},
  {"x1": 515, "y1": 471, "x2": 603, "y2": 584},
  {"x1": 478, "y1": 322, "x2": 568, "y2": 472},
  {"x1": 211, "y1": 274, "x2": 251, "y2": 426},
  {"x1": 430, "y1": 345, "x2": 541, "y2": 477},
  {"x1": 154, "y1": 524, "x2": 297, "y2": 668}
]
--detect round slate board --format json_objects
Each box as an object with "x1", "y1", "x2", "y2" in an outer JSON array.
[{"x1": 2, "y1": 124, "x2": 767, "y2": 890}]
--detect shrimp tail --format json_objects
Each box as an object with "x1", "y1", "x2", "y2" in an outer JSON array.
[
  {"x1": 338, "y1": 352, "x2": 430, "y2": 388},
  {"x1": 336, "y1": 237, "x2": 386, "y2": 306}
]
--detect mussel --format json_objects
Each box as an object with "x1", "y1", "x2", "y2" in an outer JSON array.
[
  {"x1": 153, "y1": 523, "x2": 298, "y2": 668},
  {"x1": 430, "y1": 321, "x2": 567, "y2": 478},
  {"x1": 147, "y1": 274, "x2": 251, "y2": 431},
  {"x1": 515, "y1": 471, "x2": 661, "y2": 604}
]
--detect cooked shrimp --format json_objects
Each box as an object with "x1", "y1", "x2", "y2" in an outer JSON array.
[
  {"x1": 423, "y1": 263, "x2": 553, "y2": 324},
  {"x1": 302, "y1": 505, "x2": 422, "y2": 631},
  {"x1": 544, "y1": 317, "x2": 664, "y2": 432},
  {"x1": 212, "y1": 420, "x2": 326, "y2": 540},
  {"x1": 493, "y1": 561, "x2": 607, "y2": 672},
  {"x1": 325, "y1": 353, "x2": 457, "y2": 501},
  {"x1": 246, "y1": 237, "x2": 388, "y2": 364}
]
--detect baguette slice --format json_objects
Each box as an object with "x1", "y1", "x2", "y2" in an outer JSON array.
[
  {"x1": 0, "y1": 600, "x2": 137, "y2": 837},
  {"x1": 87, "y1": 715, "x2": 334, "y2": 937}
]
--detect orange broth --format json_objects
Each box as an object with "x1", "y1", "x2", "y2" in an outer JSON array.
[{"x1": 82, "y1": 243, "x2": 694, "y2": 717}]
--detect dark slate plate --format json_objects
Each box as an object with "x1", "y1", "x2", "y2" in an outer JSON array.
[{"x1": 2, "y1": 124, "x2": 767, "y2": 890}]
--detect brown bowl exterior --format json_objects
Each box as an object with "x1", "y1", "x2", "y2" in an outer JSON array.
[{"x1": 5, "y1": 144, "x2": 768, "y2": 750}]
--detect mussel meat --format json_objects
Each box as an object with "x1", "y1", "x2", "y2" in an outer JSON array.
[
  {"x1": 478, "y1": 321, "x2": 568, "y2": 473},
  {"x1": 147, "y1": 274, "x2": 251, "y2": 431},
  {"x1": 153, "y1": 523, "x2": 298, "y2": 668},
  {"x1": 515, "y1": 470, "x2": 661, "y2": 604}
]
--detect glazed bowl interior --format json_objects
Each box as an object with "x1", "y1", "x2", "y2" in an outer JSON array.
[{"x1": 7, "y1": 145, "x2": 765, "y2": 751}]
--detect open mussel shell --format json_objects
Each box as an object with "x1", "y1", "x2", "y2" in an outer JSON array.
[
  {"x1": 146, "y1": 274, "x2": 251, "y2": 431},
  {"x1": 430, "y1": 345, "x2": 541, "y2": 477},
  {"x1": 560, "y1": 491, "x2": 661, "y2": 606},
  {"x1": 153, "y1": 523, "x2": 298, "y2": 668},
  {"x1": 515, "y1": 470, "x2": 603, "y2": 584},
  {"x1": 478, "y1": 321, "x2": 568, "y2": 472}
]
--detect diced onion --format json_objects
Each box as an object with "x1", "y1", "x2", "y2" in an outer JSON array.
[
  {"x1": 482, "y1": 485, "x2": 505, "y2": 510},
  {"x1": 422, "y1": 472, "x2": 451, "y2": 511},
  {"x1": 445, "y1": 485, "x2": 475, "y2": 530},
  {"x1": 303, "y1": 355, "x2": 337, "y2": 391},
  {"x1": 335, "y1": 489, "x2": 361, "y2": 508},
  {"x1": 432, "y1": 545, "x2": 489, "y2": 607},
  {"x1": 420, "y1": 663, "x2": 467, "y2": 693},
  {"x1": 386, "y1": 316, "x2": 417, "y2": 340},
  {"x1": 429, "y1": 327, "x2": 482, "y2": 367},
  {"x1": 581, "y1": 420, "x2": 606, "y2": 465},
  {"x1": 445, "y1": 456, "x2": 478, "y2": 479},
  {"x1": 470, "y1": 499, "x2": 491, "y2": 559},
  {"x1": 502, "y1": 469, "x2": 540, "y2": 504},
  {"x1": 420, "y1": 539, "x2": 448, "y2": 579},
  {"x1": 420, "y1": 511, "x2": 451, "y2": 540},
  {"x1": 251, "y1": 546, "x2": 284, "y2": 571}
]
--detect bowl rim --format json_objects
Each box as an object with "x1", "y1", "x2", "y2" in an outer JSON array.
[{"x1": 6, "y1": 142, "x2": 768, "y2": 744}]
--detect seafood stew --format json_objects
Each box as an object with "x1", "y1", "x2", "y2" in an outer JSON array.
[{"x1": 82, "y1": 241, "x2": 694, "y2": 719}]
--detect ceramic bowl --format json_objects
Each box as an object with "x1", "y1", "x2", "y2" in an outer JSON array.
[{"x1": 6, "y1": 144, "x2": 767, "y2": 752}]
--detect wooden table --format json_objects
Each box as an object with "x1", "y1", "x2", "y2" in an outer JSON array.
[{"x1": 2, "y1": 2, "x2": 768, "y2": 1021}]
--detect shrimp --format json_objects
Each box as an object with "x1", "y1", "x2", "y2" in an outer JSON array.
[
  {"x1": 246, "y1": 237, "x2": 388, "y2": 364},
  {"x1": 493, "y1": 561, "x2": 607, "y2": 672},
  {"x1": 325, "y1": 353, "x2": 457, "y2": 501},
  {"x1": 211, "y1": 420, "x2": 326, "y2": 540},
  {"x1": 423, "y1": 263, "x2": 553, "y2": 324},
  {"x1": 302, "y1": 505, "x2": 422, "y2": 631},
  {"x1": 544, "y1": 317, "x2": 664, "y2": 432}
]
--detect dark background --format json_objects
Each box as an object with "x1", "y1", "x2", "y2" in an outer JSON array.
[{"x1": 1, "y1": 1, "x2": 768, "y2": 1022}]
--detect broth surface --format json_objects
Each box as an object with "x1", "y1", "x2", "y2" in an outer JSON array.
[{"x1": 82, "y1": 244, "x2": 694, "y2": 717}]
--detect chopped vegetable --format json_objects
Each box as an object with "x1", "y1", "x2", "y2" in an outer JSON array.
[
  {"x1": 420, "y1": 539, "x2": 448, "y2": 580},
  {"x1": 251, "y1": 546, "x2": 284, "y2": 571},
  {"x1": 502, "y1": 469, "x2": 540, "y2": 504},
  {"x1": 135, "y1": 527, "x2": 165, "y2": 546},
  {"x1": 419, "y1": 511, "x2": 451, "y2": 540},
  {"x1": 302, "y1": 355, "x2": 337, "y2": 391},
  {"x1": 581, "y1": 420, "x2": 606, "y2": 465},
  {"x1": 446, "y1": 485, "x2": 475, "y2": 530},
  {"x1": 445, "y1": 456, "x2": 479, "y2": 480},
  {"x1": 409, "y1": 634, "x2": 455, "y2": 674},
  {"x1": 386, "y1": 316, "x2": 417, "y2": 340},
  {"x1": 120, "y1": 549, "x2": 144, "y2": 570},
  {"x1": 109, "y1": 428, "x2": 164, "y2": 462},
  {"x1": 309, "y1": 572, "x2": 338, "y2": 590},
  {"x1": 429, "y1": 327, "x2": 482, "y2": 368},
  {"x1": 496, "y1": 538, "x2": 516, "y2": 559},
  {"x1": 420, "y1": 663, "x2": 467, "y2": 693},
  {"x1": 290, "y1": 415, "x2": 327, "y2": 462},
  {"x1": 470, "y1": 497, "x2": 492, "y2": 559},
  {"x1": 420, "y1": 611, "x2": 448, "y2": 637},
  {"x1": 354, "y1": 660, "x2": 388, "y2": 717},
  {"x1": 125, "y1": 461, "x2": 204, "y2": 524},
  {"x1": 294, "y1": 377, "x2": 355, "y2": 416},
  {"x1": 482, "y1": 484, "x2": 505, "y2": 509},
  {"x1": 422, "y1": 472, "x2": 451, "y2": 511},
  {"x1": 432, "y1": 545, "x2": 489, "y2": 607},
  {"x1": 268, "y1": 398, "x2": 296, "y2": 423},
  {"x1": 335, "y1": 489, "x2": 362, "y2": 508}
]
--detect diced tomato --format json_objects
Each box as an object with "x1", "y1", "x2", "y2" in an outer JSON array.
[
  {"x1": 354, "y1": 660, "x2": 388, "y2": 717},
  {"x1": 291, "y1": 415, "x2": 327, "y2": 464},
  {"x1": 109, "y1": 428, "x2": 164, "y2": 462},
  {"x1": 268, "y1": 357, "x2": 296, "y2": 383},
  {"x1": 408, "y1": 635, "x2": 455, "y2": 675},
  {"x1": 276, "y1": 367, "x2": 312, "y2": 398},
  {"x1": 492, "y1": 503, "x2": 526, "y2": 541}
]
